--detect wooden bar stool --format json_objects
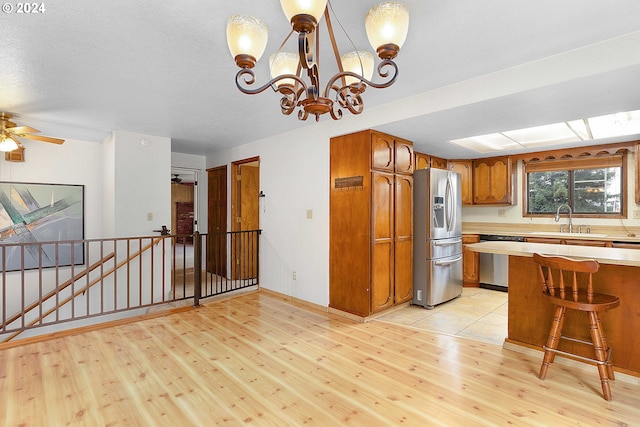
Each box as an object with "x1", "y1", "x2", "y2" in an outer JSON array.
[{"x1": 533, "y1": 253, "x2": 620, "y2": 401}]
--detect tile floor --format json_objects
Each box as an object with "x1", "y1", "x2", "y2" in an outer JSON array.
[{"x1": 376, "y1": 287, "x2": 508, "y2": 346}]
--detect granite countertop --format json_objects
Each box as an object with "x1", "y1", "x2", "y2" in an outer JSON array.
[{"x1": 466, "y1": 241, "x2": 640, "y2": 267}]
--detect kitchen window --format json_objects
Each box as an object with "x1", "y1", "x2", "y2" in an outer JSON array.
[{"x1": 524, "y1": 154, "x2": 625, "y2": 217}]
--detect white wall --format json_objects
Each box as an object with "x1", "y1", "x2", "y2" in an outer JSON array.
[
  {"x1": 0, "y1": 138, "x2": 104, "y2": 239},
  {"x1": 106, "y1": 131, "x2": 172, "y2": 237},
  {"x1": 207, "y1": 125, "x2": 336, "y2": 307}
]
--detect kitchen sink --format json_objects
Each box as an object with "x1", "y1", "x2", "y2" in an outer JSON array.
[{"x1": 529, "y1": 231, "x2": 608, "y2": 238}]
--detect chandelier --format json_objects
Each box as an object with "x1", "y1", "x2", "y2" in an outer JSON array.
[{"x1": 226, "y1": 1, "x2": 409, "y2": 121}]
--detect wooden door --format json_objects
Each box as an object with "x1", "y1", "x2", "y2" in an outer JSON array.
[
  {"x1": 472, "y1": 156, "x2": 512, "y2": 204},
  {"x1": 371, "y1": 132, "x2": 394, "y2": 172},
  {"x1": 449, "y1": 160, "x2": 473, "y2": 205},
  {"x1": 414, "y1": 152, "x2": 431, "y2": 170},
  {"x1": 394, "y1": 138, "x2": 414, "y2": 175},
  {"x1": 371, "y1": 172, "x2": 394, "y2": 313},
  {"x1": 462, "y1": 234, "x2": 480, "y2": 286},
  {"x1": 394, "y1": 175, "x2": 413, "y2": 304},
  {"x1": 232, "y1": 159, "x2": 260, "y2": 280},
  {"x1": 430, "y1": 156, "x2": 448, "y2": 170},
  {"x1": 207, "y1": 166, "x2": 227, "y2": 276}
]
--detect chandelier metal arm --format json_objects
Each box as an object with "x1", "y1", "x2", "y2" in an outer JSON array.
[
  {"x1": 235, "y1": 68, "x2": 308, "y2": 95},
  {"x1": 322, "y1": 59, "x2": 398, "y2": 100}
]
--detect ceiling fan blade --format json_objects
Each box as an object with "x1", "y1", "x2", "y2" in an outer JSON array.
[
  {"x1": 19, "y1": 133, "x2": 65, "y2": 144},
  {"x1": 8, "y1": 125, "x2": 41, "y2": 135}
]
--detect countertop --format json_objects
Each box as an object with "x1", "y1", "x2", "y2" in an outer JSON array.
[
  {"x1": 462, "y1": 228, "x2": 640, "y2": 243},
  {"x1": 466, "y1": 241, "x2": 640, "y2": 267}
]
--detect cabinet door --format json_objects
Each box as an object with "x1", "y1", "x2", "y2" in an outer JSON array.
[
  {"x1": 472, "y1": 156, "x2": 512, "y2": 204},
  {"x1": 371, "y1": 172, "x2": 395, "y2": 313},
  {"x1": 414, "y1": 152, "x2": 431, "y2": 170},
  {"x1": 462, "y1": 234, "x2": 480, "y2": 286},
  {"x1": 449, "y1": 160, "x2": 473, "y2": 205},
  {"x1": 394, "y1": 175, "x2": 413, "y2": 304},
  {"x1": 371, "y1": 133, "x2": 394, "y2": 172},
  {"x1": 430, "y1": 156, "x2": 448, "y2": 170},
  {"x1": 394, "y1": 138, "x2": 414, "y2": 175}
]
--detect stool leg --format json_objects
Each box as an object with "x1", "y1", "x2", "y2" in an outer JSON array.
[
  {"x1": 588, "y1": 311, "x2": 612, "y2": 401},
  {"x1": 594, "y1": 312, "x2": 615, "y2": 381},
  {"x1": 539, "y1": 305, "x2": 566, "y2": 380}
]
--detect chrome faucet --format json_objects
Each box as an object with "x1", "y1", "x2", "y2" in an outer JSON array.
[{"x1": 555, "y1": 204, "x2": 573, "y2": 233}]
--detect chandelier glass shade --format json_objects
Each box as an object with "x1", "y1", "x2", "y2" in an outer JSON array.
[{"x1": 226, "y1": 1, "x2": 409, "y2": 121}]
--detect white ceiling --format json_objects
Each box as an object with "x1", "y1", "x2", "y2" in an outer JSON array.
[{"x1": 1, "y1": 0, "x2": 640, "y2": 159}]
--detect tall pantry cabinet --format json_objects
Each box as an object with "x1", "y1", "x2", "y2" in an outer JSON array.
[{"x1": 330, "y1": 130, "x2": 413, "y2": 317}]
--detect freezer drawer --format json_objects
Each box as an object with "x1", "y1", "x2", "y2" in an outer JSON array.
[
  {"x1": 413, "y1": 254, "x2": 463, "y2": 308},
  {"x1": 427, "y1": 237, "x2": 462, "y2": 259}
]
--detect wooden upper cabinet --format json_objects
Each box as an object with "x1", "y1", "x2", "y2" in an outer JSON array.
[
  {"x1": 414, "y1": 152, "x2": 430, "y2": 170},
  {"x1": 448, "y1": 160, "x2": 473, "y2": 205},
  {"x1": 430, "y1": 155, "x2": 448, "y2": 170},
  {"x1": 371, "y1": 132, "x2": 395, "y2": 172},
  {"x1": 414, "y1": 151, "x2": 446, "y2": 170},
  {"x1": 472, "y1": 156, "x2": 513, "y2": 205},
  {"x1": 394, "y1": 138, "x2": 414, "y2": 175}
]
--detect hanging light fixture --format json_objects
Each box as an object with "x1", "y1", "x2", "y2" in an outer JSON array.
[
  {"x1": 226, "y1": 1, "x2": 409, "y2": 121},
  {"x1": 0, "y1": 134, "x2": 19, "y2": 152}
]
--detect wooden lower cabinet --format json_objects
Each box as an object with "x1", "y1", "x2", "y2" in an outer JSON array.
[{"x1": 462, "y1": 234, "x2": 480, "y2": 287}]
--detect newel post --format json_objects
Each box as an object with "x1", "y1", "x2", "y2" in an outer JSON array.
[{"x1": 193, "y1": 231, "x2": 202, "y2": 307}]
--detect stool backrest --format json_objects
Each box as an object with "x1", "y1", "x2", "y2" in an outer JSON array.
[{"x1": 533, "y1": 253, "x2": 599, "y2": 303}]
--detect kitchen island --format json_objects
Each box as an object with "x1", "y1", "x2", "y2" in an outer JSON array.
[{"x1": 466, "y1": 241, "x2": 640, "y2": 376}]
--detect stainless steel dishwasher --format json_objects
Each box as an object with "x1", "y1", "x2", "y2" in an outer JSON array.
[{"x1": 478, "y1": 234, "x2": 524, "y2": 291}]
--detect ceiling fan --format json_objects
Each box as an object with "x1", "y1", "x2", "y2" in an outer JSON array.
[
  {"x1": 171, "y1": 174, "x2": 183, "y2": 184},
  {"x1": 0, "y1": 112, "x2": 65, "y2": 152}
]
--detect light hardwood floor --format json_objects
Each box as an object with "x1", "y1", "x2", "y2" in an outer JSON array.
[{"x1": 1, "y1": 291, "x2": 639, "y2": 426}]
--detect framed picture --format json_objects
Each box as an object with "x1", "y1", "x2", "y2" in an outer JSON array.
[{"x1": 0, "y1": 181, "x2": 85, "y2": 271}]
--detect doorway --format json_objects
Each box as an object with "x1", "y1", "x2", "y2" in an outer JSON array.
[{"x1": 231, "y1": 157, "x2": 260, "y2": 280}]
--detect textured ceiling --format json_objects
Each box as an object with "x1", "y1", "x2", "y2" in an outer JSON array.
[{"x1": 1, "y1": 1, "x2": 640, "y2": 158}]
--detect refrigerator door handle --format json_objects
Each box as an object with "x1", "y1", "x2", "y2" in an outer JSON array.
[
  {"x1": 445, "y1": 176, "x2": 454, "y2": 232},
  {"x1": 434, "y1": 256, "x2": 463, "y2": 266},
  {"x1": 433, "y1": 239, "x2": 462, "y2": 246}
]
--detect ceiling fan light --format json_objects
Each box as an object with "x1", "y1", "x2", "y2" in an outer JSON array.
[
  {"x1": 340, "y1": 51, "x2": 375, "y2": 86},
  {"x1": 365, "y1": 2, "x2": 409, "y2": 54},
  {"x1": 280, "y1": 0, "x2": 327, "y2": 25},
  {"x1": 226, "y1": 14, "x2": 269, "y2": 67},
  {"x1": 0, "y1": 135, "x2": 19, "y2": 152},
  {"x1": 270, "y1": 52, "x2": 299, "y2": 87}
]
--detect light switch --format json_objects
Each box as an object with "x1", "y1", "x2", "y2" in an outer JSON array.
[{"x1": 147, "y1": 212, "x2": 153, "y2": 221}]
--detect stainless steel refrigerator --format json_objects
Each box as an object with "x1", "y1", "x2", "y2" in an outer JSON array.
[{"x1": 413, "y1": 168, "x2": 463, "y2": 308}]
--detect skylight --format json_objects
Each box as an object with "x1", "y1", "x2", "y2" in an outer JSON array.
[{"x1": 450, "y1": 109, "x2": 640, "y2": 153}]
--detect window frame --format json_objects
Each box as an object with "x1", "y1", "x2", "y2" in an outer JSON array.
[{"x1": 522, "y1": 153, "x2": 627, "y2": 219}]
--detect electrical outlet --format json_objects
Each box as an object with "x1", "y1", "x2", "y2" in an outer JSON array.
[
  {"x1": 292, "y1": 271, "x2": 297, "y2": 280},
  {"x1": 634, "y1": 210, "x2": 640, "y2": 219},
  {"x1": 416, "y1": 290, "x2": 422, "y2": 301},
  {"x1": 306, "y1": 209, "x2": 313, "y2": 219},
  {"x1": 497, "y1": 209, "x2": 506, "y2": 217}
]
